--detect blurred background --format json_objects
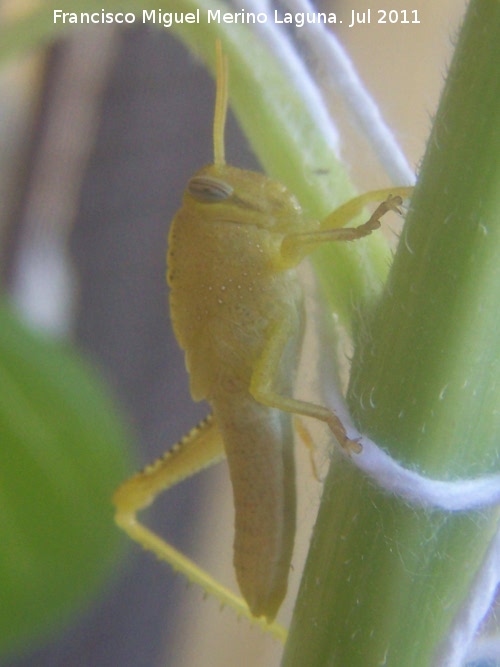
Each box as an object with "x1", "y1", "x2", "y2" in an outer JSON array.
[{"x1": 0, "y1": 1, "x2": 465, "y2": 665}]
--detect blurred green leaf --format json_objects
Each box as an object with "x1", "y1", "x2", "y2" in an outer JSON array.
[{"x1": 0, "y1": 299, "x2": 132, "y2": 658}]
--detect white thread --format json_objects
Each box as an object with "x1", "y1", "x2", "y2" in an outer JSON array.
[
  {"x1": 464, "y1": 635, "x2": 500, "y2": 664},
  {"x1": 324, "y1": 380, "x2": 500, "y2": 513},
  {"x1": 431, "y1": 527, "x2": 500, "y2": 667},
  {"x1": 282, "y1": 0, "x2": 416, "y2": 186},
  {"x1": 231, "y1": 0, "x2": 341, "y2": 157},
  {"x1": 354, "y1": 439, "x2": 500, "y2": 512},
  {"x1": 322, "y1": 376, "x2": 500, "y2": 667}
]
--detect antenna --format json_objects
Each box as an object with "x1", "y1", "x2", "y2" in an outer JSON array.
[{"x1": 213, "y1": 40, "x2": 228, "y2": 166}]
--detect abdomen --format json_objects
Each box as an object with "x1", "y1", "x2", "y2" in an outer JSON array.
[{"x1": 213, "y1": 392, "x2": 296, "y2": 621}]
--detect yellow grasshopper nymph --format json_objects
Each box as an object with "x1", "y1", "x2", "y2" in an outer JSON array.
[{"x1": 113, "y1": 41, "x2": 412, "y2": 638}]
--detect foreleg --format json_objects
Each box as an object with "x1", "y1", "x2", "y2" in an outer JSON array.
[{"x1": 281, "y1": 186, "x2": 413, "y2": 264}]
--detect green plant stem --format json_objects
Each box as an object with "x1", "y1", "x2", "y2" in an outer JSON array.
[{"x1": 282, "y1": 1, "x2": 500, "y2": 665}]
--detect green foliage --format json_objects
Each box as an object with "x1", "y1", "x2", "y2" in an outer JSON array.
[
  {"x1": 0, "y1": 300, "x2": 132, "y2": 657},
  {"x1": 3, "y1": 1, "x2": 498, "y2": 664}
]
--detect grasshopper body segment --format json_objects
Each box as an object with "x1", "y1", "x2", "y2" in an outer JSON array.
[
  {"x1": 113, "y1": 40, "x2": 412, "y2": 629},
  {"x1": 167, "y1": 163, "x2": 308, "y2": 618}
]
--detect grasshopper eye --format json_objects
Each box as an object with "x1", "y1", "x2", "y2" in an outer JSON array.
[{"x1": 188, "y1": 176, "x2": 233, "y2": 202}]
